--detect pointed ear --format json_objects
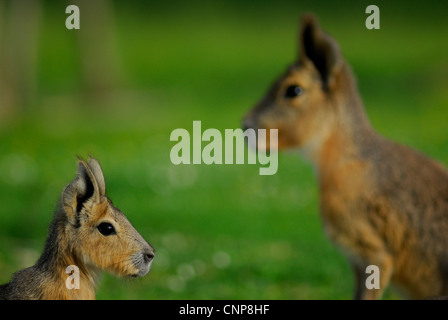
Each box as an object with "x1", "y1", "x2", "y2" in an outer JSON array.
[
  {"x1": 299, "y1": 13, "x2": 342, "y2": 90},
  {"x1": 62, "y1": 158, "x2": 103, "y2": 226},
  {"x1": 87, "y1": 157, "x2": 106, "y2": 197}
]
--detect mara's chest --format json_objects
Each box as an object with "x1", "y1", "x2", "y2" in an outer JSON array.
[{"x1": 317, "y1": 159, "x2": 373, "y2": 226}]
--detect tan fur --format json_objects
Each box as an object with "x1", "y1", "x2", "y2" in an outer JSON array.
[
  {"x1": 0, "y1": 158, "x2": 154, "y2": 300},
  {"x1": 243, "y1": 13, "x2": 448, "y2": 299}
]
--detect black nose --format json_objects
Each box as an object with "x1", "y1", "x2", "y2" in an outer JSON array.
[{"x1": 143, "y1": 250, "x2": 154, "y2": 263}]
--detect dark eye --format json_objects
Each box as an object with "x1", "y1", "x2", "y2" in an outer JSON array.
[
  {"x1": 97, "y1": 222, "x2": 116, "y2": 236},
  {"x1": 285, "y1": 85, "x2": 304, "y2": 98}
]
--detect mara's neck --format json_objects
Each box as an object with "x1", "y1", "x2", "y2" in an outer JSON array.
[
  {"x1": 301, "y1": 70, "x2": 378, "y2": 182},
  {"x1": 35, "y1": 213, "x2": 99, "y2": 300},
  {"x1": 303, "y1": 122, "x2": 378, "y2": 207}
]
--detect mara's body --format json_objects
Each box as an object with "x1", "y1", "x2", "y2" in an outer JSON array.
[
  {"x1": 243, "y1": 14, "x2": 448, "y2": 299},
  {"x1": 0, "y1": 158, "x2": 154, "y2": 300}
]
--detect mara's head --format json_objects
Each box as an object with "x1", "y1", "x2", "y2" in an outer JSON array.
[
  {"x1": 243, "y1": 14, "x2": 365, "y2": 155},
  {"x1": 60, "y1": 157, "x2": 154, "y2": 278}
]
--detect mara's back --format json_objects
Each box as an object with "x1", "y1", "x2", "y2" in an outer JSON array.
[
  {"x1": 367, "y1": 135, "x2": 448, "y2": 290},
  {"x1": 0, "y1": 267, "x2": 44, "y2": 300},
  {"x1": 324, "y1": 125, "x2": 448, "y2": 298}
]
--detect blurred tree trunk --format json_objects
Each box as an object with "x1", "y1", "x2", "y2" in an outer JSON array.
[
  {"x1": 0, "y1": 0, "x2": 15, "y2": 123},
  {"x1": 0, "y1": 0, "x2": 41, "y2": 123},
  {"x1": 76, "y1": 0, "x2": 121, "y2": 101},
  {"x1": 0, "y1": 0, "x2": 121, "y2": 126}
]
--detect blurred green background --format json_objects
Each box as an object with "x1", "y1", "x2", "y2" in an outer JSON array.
[{"x1": 0, "y1": 0, "x2": 447, "y2": 299}]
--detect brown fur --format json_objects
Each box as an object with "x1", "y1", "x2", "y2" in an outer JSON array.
[
  {"x1": 243, "y1": 13, "x2": 448, "y2": 299},
  {"x1": 0, "y1": 158, "x2": 154, "y2": 300}
]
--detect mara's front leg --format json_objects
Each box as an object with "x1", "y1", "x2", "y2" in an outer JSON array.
[
  {"x1": 326, "y1": 220, "x2": 394, "y2": 300},
  {"x1": 351, "y1": 253, "x2": 393, "y2": 300}
]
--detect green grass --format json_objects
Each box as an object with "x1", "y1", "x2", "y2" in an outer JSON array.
[{"x1": 0, "y1": 0, "x2": 447, "y2": 299}]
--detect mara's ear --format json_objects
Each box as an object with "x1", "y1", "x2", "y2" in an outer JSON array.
[
  {"x1": 62, "y1": 158, "x2": 103, "y2": 226},
  {"x1": 87, "y1": 157, "x2": 106, "y2": 197},
  {"x1": 299, "y1": 13, "x2": 343, "y2": 90}
]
